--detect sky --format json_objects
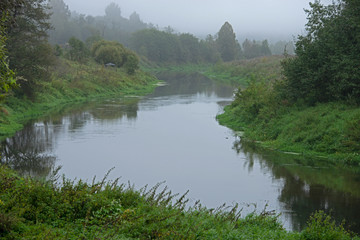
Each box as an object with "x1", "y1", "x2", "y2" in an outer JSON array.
[{"x1": 62, "y1": 0, "x2": 331, "y2": 42}]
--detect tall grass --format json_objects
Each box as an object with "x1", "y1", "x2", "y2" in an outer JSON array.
[{"x1": 1, "y1": 165, "x2": 357, "y2": 239}]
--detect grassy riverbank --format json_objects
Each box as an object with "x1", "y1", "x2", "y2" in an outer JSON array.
[
  {"x1": 0, "y1": 58, "x2": 158, "y2": 140},
  {"x1": 0, "y1": 165, "x2": 358, "y2": 239},
  {"x1": 207, "y1": 56, "x2": 360, "y2": 167},
  {"x1": 218, "y1": 102, "x2": 360, "y2": 166}
]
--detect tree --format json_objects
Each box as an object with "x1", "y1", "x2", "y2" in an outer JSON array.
[
  {"x1": 123, "y1": 52, "x2": 139, "y2": 75},
  {"x1": 130, "y1": 28, "x2": 181, "y2": 63},
  {"x1": 198, "y1": 34, "x2": 220, "y2": 63},
  {"x1": 48, "y1": 0, "x2": 71, "y2": 44},
  {"x1": 92, "y1": 40, "x2": 126, "y2": 67},
  {"x1": 261, "y1": 40, "x2": 271, "y2": 56},
  {"x1": 178, "y1": 33, "x2": 200, "y2": 62},
  {"x1": 0, "y1": 14, "x2": 17, "y2": 102},
  {"x1": 0, "y1": 0, "x2": 24, "y2": 24},
  {"x1": 282, "y1": 0, "x2": 360, "y2": 104},
  {"x1": 6, "y1": 0, "x2": 54, "y2": 97},
  {"x1": 67, "y1": 37, "x2": 89, "y2": 63},
  {"x1": 92, "y1": 40, "x2": 139, "y2": 73},
  {"x1": 216, "y1": 22, "x2": 241, "y2": 62}
]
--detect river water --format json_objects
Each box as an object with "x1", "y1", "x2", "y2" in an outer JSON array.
[{"x1": 2, "y1": 72, "x2": 360, "y2": 233}]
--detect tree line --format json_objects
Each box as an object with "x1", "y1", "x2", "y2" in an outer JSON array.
[
  {"x1": 0, "y1": 0, "x2": 295, "y2": 104},
  {"x1": 47, "y1": 1, "x2": 291, "y2": 64}
]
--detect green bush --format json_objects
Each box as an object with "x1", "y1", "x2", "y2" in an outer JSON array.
[{"x1": 300, "y1": 211, "x2": 355, "y2": 240}]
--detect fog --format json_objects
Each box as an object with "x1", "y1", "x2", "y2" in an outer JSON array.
[{"x1": 63, "y1": 0, "x2": 331, "y2": 41}]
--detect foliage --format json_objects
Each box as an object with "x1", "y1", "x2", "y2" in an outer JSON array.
[
  {"x1": 0, "y1": 0, "x2": 24, "y2": 23},
  {"x1": 219, "y1": 90, "x2": 360, "y2": 166},
  {"x1": 205, "y1": 55, "x2": 284, "y2": 86},
  {"x1": 216, "y1": 22, "x2": 241, "y2": 61},
  {"x1": 91, "y1": 40, "x2": 139, "y2": 73},
  {"x1": 131, "y1": 23, "x2": 274, "y2": 64},
  {"x1": 214, "y1": 54, "x2": 360, "y2": 165},
  {"x1": 269, "y1": 40, "x2": 295, "y2": 55},
  {"x1": 242, "y1": 39, "x2": 272, "y2": 59},
  {"x1": 48, "y1": 1, "x2": 148, "y2": 46},
  {"x1": 130, "y1": 28, "x2": 182, "y2": 63},
  {"x1": 301, "y1": 211, "x2": 356, "y2": 240},
  {"x1": 123, "y1": 52, "x2": 139, "y2": 75},
  {"x1": 281, "y1": 0, "x2": 360, "y2": 105},
  {"x1": 0, "y1": 14, "x2": 17, "y2": 103},
  {"x1": 0, "y1": 166, "x2": 358, "y2": 239},
  {"x1": 5, "y1": 0, "x2": 54, "y2": 98},
  {"x1": 92, "y1": 40, "x2": 127, "y2": 67},
  {"x1": 216, "y1": 1, "x2": 360, "y2": 166},
  {"x1": 67, "y1": 37, "x2": 90, "y2": 63}
]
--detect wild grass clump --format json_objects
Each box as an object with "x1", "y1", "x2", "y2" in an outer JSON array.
[{"x1": 0, "y1": 165, "x2": 358, "y2": 239}]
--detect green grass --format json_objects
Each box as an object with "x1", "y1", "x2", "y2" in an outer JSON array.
[
  {"x1": 0, "y1": 58, "x2": 158, "y2": 140},
  {"x1": 218, "y1": 101, "x2": 360, "y2": 167},
  {"x1": 203, "y1": 56, "x2": 284, "y2": 87},
  {"x1": 0, "y1": 165, "x2": 358, "y2": 239}
]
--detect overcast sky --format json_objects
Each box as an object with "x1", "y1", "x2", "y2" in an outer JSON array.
[{"x1": 62, "y1": 0, "x2": 331, "y2": 41}]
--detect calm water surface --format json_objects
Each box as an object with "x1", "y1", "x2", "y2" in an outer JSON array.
[{"x1": 2, "y1": 73, "x2": 360, "y2": 232}]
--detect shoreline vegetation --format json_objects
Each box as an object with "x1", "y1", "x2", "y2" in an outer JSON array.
[
  {"x1": 0, "y1": 58, "x2": 158, "y2": 141},
  {"x1": 1, "y1": 165, "x2": 358, "y2": 239},
  {"x1": 209, "y1": 56, "x2": 360, "y2": 168}
]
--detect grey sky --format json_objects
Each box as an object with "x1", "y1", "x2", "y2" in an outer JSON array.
[{"x1": 63, "y1": 0, "x2": 330, "y2": 41}]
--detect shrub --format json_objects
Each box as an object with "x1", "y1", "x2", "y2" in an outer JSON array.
[{"x1": 300, "y1": 211, "x2": 355, "y2": 240}]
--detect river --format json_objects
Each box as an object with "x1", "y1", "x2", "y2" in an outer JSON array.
[{"x1": 2, "y1": 72, "x2": 360, "y2": 233}]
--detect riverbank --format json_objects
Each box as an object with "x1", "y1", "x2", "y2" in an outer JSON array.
[
  {"x1": 0, "y1": 58, "x2": 158, "y2": 141},
  {"x1": 186, "y1": 56, "x2": 360, "y2": 168},
  {"x1": 0, "y1": 165, "x2": 357, "y2": 239},
  {"x1": 218, "y1": 102, "x2": 360, "y2": 167}
]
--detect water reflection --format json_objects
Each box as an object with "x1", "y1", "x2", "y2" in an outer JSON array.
[
  {"x1": 1, "y1": 97, "x2": 142, "y2": 177},
  {"x1": 1, "y1": 123, "x2": 57, "y2": 178},
  {"x1": 234, "y1": 138, "x2": 360, "y2": 233},
  {"x1": 153, "y1": 72, "x2": 234, "y2": 98}
]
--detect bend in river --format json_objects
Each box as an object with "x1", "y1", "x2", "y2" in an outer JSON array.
[{"x1": 2, "y1": 72, "x2": 360, "y2": 233}]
